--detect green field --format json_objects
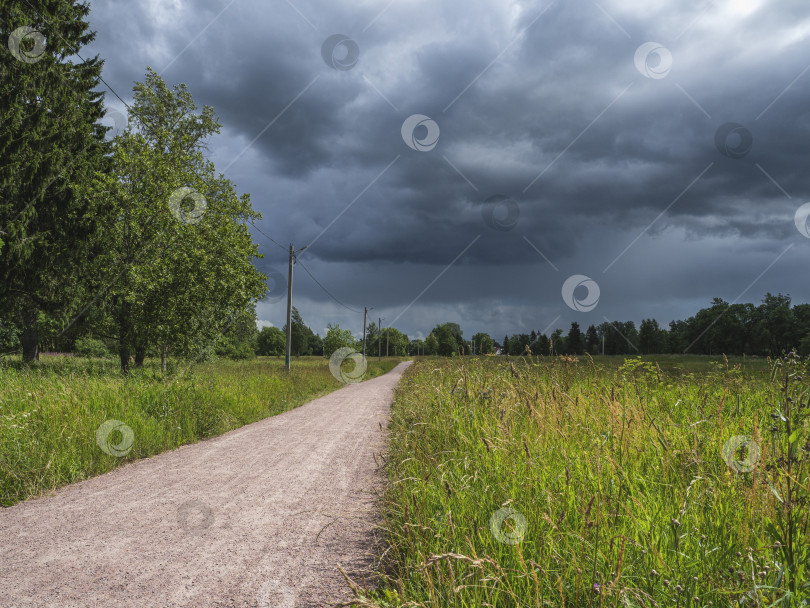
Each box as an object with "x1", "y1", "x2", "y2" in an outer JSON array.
[
  {"x1": 366, "y1": 354, "x2": 810, "y2": 607},
  {"x1": 0, "y1": 355, "x2": 398, "y2": 507}
]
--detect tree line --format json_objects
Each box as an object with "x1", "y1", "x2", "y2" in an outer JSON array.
[
  {"x1": 1, "y1": 3, "x2": 266, "y2": 373},
  {"x1": 263, "y1": 293, "x2": 810, "y2": 361},
  {"x1": 256, "y1": 313, "x2": 410, "y2": 359},
  {"x1": 492, "y1": 293, "x2": 810, "y2": 358}
]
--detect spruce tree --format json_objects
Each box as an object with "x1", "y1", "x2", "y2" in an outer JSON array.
[
  {"x1": 0, "y1": 0, "x2": 106, "y2": 360},
  {"x1": 585, "y1": 324, "x2": 599, "y2": 354}
]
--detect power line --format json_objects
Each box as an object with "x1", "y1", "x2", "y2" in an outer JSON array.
[
  {"x1": 295, "y1": 259, "x2": 363, "y2": 314},
  {"x1": 250, "y1": 222, "x2": 288, "y2": 252}
]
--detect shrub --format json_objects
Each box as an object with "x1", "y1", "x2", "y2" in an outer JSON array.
[{"x1": 73, "y1": 337, "x2": 111, "y2": 358}]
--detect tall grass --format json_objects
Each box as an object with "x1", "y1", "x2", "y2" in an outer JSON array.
[
  {"x1": 0, "y1": 355, "x2": 398, "y2": 506},
  {"x1": 365, "y1": 354, "x2": 809, "y2": 608}
]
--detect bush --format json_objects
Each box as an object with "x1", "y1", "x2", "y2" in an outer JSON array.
[
  {"x1": 73, "y1": 337, "x2": 111, "y2": 358},
  {"x1": 0, "y1": 319, "x2": 20, "y2": 353},
  {"x1": 215, "y1": 340, "x2": 256, "y2": 360}
]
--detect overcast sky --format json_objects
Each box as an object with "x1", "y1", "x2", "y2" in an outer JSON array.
[{"x1": 77, "y1": 0, "x2": 810, "y2": 341}]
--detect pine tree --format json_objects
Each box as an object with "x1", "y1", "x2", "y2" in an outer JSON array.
[
  {"x1": 585, "y1": 324, "x2": 599, "y2": 354},
  {"x1": 567, "y1": 322, "x2": 584, "y2": 355},
  {"x1": 0, "y1": 1, "x2": 106, "y2": 360}
]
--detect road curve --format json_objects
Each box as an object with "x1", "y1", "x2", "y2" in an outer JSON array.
[{"x1": 0, "y1": 361, "x2": 412, "y2": 608}]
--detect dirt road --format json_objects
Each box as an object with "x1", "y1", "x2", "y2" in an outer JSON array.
[{"x1": 0, "y1": 361, "x2": 412, "y2": 608}]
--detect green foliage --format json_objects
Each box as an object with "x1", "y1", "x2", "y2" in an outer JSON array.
[
  {"x1": 384, "y1": 327, "x2": 409, "y2": 356},
  {"x1": 82, "y1": 68, "x2": 266, "y2": 372},
  {"x1": 430, "y1": 323, "x2": 461, "y2": 356},
  {"x1": 323, "y1": 323, "x2": 356, "y2": 358},
  {"x1": 283, "y1": 306, "x2": 317, "y2": 356},
  {"x1": 566, "y1": 321, "x2": 584, "y2": 355},
  {"x1": 73, "y1": 337, "x2": 111, "y2": 358},
  {"x1": 425, "y1": 334, "x2": 439, "y2": 355},
  {"x1": 215, "y1": 308, "x2": 258, "y2": 360},
  {"x1": 585, "y1": 323, "x2": 600, "y2": 354},
  {"x1": 408, "y1": 338, "x2": 426, "y2": 355},
  {"x1": 308, "y1": 333, "x2": 323, "y2": 357},
  {"x1": 256, "y1": 326, "x2": 285, "y2": 356},
  {"x1": 472, "y1": 332, "x2": 495, "y2": 354},
  {"x1": 761, "y1": 351, "x2": 810, "y2": 599},
  {"x1": 366, "y1": 322, "x2": 408, "y2": 357},
  {"x1": 640, "y1": 318, "x2": 668, "y2": 354},
  {"x1": 0, "y1": 316, "x2": 20, "y2": 353},
  {"x1": 488, "y1": 294, "x2": 810, "y2": 359},
  {"x1": 0, "y1": 0, "x2": 107, "y2": 361}
]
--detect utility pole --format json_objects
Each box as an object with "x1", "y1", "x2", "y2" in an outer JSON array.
[
  {"x1": 386, "y1": 326, "x2": 389, "y2": 357},
  {"x1": 362, "y1": 306, "x2": 369, "y2": 364},
  {"x1": 602, "y1": 334, "x2": 605, "y2": 356},
  {"x1": 284, "y1": 243, "x2": 307, "y2": 371},
  {"x1": 378, "y1": 317, "x2": 382, "y2": 361}
]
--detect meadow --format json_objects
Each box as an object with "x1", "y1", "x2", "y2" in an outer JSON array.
[
  {"x1": 365, "y1": 354, "x2": 810, "y2": 608},
  {"x1": 0, "y1": 355, "x2": 398, "y2": 507}
]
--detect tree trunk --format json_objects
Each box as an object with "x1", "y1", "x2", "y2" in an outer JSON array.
[
  {"x1": 21, "y1": 307, "x2": 39, "y2": 363},
  {"x1": 160, "y1": 343, "x2": 168, "y2": 373},
  {"x1": 21, "y1": 324, "x2": 39, "y2": 362},
  {"x1": 134, "y1": 345, "x2": 146, "y2": 367},
  {"x1": 119, "y1": 346, "x2": 131, "y2": 375},
  {"x1": 117, "y1": 299, "x2": 131, "y2": 376}
]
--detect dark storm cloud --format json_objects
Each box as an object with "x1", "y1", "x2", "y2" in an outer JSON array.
[{"x1": 82, "y1": 0, "x2": 810, "y2": 339}]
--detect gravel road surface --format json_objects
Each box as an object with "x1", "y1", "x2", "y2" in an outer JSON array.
[{"x1": 0, "y1": 361, "x2": 412, "y2": 608}]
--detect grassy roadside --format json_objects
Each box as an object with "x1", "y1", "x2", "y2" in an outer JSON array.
[
  {"x1": 0, "y1": 355, "x2": 400, "y2": 507},
  {"x1": 364, "y1": 354, "x2": 809, "y2": 607}
]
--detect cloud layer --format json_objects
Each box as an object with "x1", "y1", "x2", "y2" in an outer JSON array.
[{"x1": 77, "y1": 0, "x2": 810, "y2": 340}]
